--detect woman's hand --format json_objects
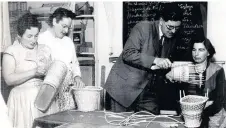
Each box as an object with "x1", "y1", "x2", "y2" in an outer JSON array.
[
  {"x1": 35, "y1": 57, "x2": 51, "y2": 78},
  {"x1": 35, "y1": 65, "x2": 46, "y2": 77},
  {"x1": 166, "y1": 71, "x2": 174, "y2": 82},
  {"x1": 73, "y1": 76, "x2": 85, "y2": 88},
  {"x1": 166, "y1": 71, "x2": 178, "y2": 83}
]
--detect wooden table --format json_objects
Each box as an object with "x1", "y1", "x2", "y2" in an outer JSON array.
[{"x1": 34, "y1": 110, "x2": 185, "y2": 128}]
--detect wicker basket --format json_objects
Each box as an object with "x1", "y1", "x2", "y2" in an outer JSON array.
[
  {"x1": 180, "y1": 95, "x2": 208, "y2": 128},
  {"x1": 72, "y1": 86, "x2": 103, "y2": 112},
  {"x1": 35, "y1": 60, "x2": 68, "y2": 112},
  {"x1": 166, "y1": 61, "x2": 196, "y2": 83},
  {"x1": 182, "y1": 112, "x2": 203, "y2": 128}
]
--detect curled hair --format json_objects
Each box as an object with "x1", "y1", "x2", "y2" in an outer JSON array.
[
  {"x1": 48, "y1": 8, "x2": 76, "y2": 27},
  {"x1": 17, "y1": 13, "x2": 41, "y2": 37},
  {"x1": 160, "y1": 3, "x2": 183, "y2": 22}
]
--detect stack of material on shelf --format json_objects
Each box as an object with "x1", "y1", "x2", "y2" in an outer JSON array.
[{"x1": 29, "y1": 3, "x2": 70, "y2": 17}]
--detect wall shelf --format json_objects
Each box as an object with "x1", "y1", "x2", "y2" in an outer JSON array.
[
  {"x1": 79, "y1": 60, "x2": 95, "y2": 66},
  {"x1": 77, "y1": 52, "x2": 94, "y2": 57},
  {"x1": 73, "y1": 3, "x2": 96, "y2": 86},
  {"x1": 76, "y1": 15, "x2": 95, "y2": 19}
]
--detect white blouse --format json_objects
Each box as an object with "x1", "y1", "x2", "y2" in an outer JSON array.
[{"x1": 38, "y1": 30, "x2": 81, "y2": 78}]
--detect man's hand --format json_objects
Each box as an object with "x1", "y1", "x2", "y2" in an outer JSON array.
[
  {"x1": 154, "y1": 58, "x2": 172, "y2": 69},
  {"x1": 73, "y1": 76, "x2": 85, "y2": 88},
  {"x1": 205, "y1": 101, "x2": 213, "y2": 108}
]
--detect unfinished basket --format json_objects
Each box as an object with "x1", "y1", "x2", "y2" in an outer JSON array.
[
  {"x1": 180, "y1": 95, "x2": 208, "y2": 128},
  {"x1": 166, "y1": 61, "x2": 196, "y2": 83},
  {"x1": 35, "y1": 60, "x2": 68, "y2": 112},
  {"x1": 72, "y1": 86, "x2": 103, "y2": 112}
]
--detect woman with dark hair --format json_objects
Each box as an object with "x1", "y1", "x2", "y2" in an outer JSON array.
[
  {"x1": 38, "y1": 8, "x2": 85, "y2": 112},
  {"x1": 185, "y1": 35, "x2": 226, "y2": 128},
  {"x1": 2, "y1": 13, "x2": 52, "y2": 128}
]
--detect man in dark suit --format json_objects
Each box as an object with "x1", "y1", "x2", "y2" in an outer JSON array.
[{"x1": 104, "y1": 3, "x2": 183, "y2": 114}]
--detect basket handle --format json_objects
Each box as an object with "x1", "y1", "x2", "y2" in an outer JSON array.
[
  {"x1": 180, "y1": 88, "x2": 208, "y2": 100},
  {"x1": 205, "y1": 88, "x2": 209, "y2": 98},
  {"x1": 179, "y1": 90, "x2": 186, "y2": 100}
]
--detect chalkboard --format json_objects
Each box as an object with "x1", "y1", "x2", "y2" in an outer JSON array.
[{"x1": 123, "y1": 2, "x2": 207, "y2": 58}]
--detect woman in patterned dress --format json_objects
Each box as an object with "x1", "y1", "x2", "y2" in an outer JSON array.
[{"x1": 38, "y1": 8, "x2": 85, "y2": 111}]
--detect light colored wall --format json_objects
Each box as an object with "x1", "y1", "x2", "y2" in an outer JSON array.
[
  {"x1": 207, "y1": 1, "x2": 226, "y2": 73},
  {"x1": 95, "y1": 2, "x2": 123, "y2": 87}
]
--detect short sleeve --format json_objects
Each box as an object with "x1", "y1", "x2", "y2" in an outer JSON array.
[{"x1": 3, "y1": 45, "x2": 14, "y2": 57}]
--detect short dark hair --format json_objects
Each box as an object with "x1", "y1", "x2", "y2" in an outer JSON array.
[
  {"x1": 17, "y1": 13, "x2": 41, "y2": 37},
  {"x1": 191, "y1": 34, "x2": 216, "y2": 60},
  {"x1": 160, "y1": 3, "x2": 183, "y2": 22},
  {"x1": 48, "y1": 8, "x2": 76, "y2": 27}
]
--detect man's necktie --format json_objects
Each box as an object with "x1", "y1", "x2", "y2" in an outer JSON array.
[{"x1": 158, "y1": 36, "x2": 164, "y2": 57}]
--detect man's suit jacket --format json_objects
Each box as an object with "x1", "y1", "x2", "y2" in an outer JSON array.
[{"x1": 104, "y1": 21, "x2": 177, "y2": 107}]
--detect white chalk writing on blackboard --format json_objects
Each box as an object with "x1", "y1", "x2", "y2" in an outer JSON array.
[
  {"x1": 127, "y1": 20, "x2": 141, "y2": 25},
  {"x1": 182, "y1": 38, "x2": 192, "y2": 43},
  {"x1": 129, "y1": 8, "x2": 145, "y2": 13},
  {"x1": 178, "y1": 4, "x2": 193, "y2": 11},
  {"x1": 130, "y1": 2, "x2": 148, "y2": 6},
  {"x1": 184, "y1": 30, "x2": 195, "y2": 35},
  {"x1": 183, "y1": 10, "x2": 192, "y2": 16},
  {"x1": 184, "y1": 24, "x2": 203, "y2": 28},
  {"x1": 182, "y1": 17, "x2": 191, "y2": 22},
  {"x1": 176, "y1": 46, "x2": 189, "y2": 49},
  {"x1": 127, "y1": 13, "x2": 143, "y2": 18},
  {"x1": 123, "y1": 2, "x2": 207, "y2": 52}
]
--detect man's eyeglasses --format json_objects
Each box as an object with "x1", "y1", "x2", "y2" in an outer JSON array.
[{"x1": 165, "y1": 25, "x2": 180, "y2": 31}]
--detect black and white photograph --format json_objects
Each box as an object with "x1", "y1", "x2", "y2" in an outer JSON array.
[{"x1": 0, "y1": 1, "x2": 226, "y2": 128}]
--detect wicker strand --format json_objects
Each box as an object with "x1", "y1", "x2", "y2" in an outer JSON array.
[{"x1": 104, "y1": 111, "x2": 184, "y2": 127}]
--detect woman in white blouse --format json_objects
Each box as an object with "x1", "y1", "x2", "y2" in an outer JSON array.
[
  {"x1": 38, "y1": 8, "x2": 85, "y2": 111},
  {"x1": 2, "y1": 13, "x2": 53, "y2": 128}
]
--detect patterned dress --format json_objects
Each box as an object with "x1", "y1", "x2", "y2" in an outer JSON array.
[
  {"x1": 38, "y1": 30, "x2": 81, "y2": 112},
  {"x1": 57, "y1": 70, "x2": 77, "y2": 111}
]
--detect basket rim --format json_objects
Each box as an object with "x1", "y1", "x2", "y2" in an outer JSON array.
[
  {"x1": 71, "y1": 86, "x2": 103, "y2": 91},
  {"x1": 180, "y1": 95, "x2": 208, "y2": 105},
  {"x1": 49, "y1": 60, "x2": 68, "y2": 70},
  {"x1": 173, "y1": 61, "x2": 193, "y2": 64},
  {"x1": 182, "y1": 112, "x2": 202, "y2": 116}
]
